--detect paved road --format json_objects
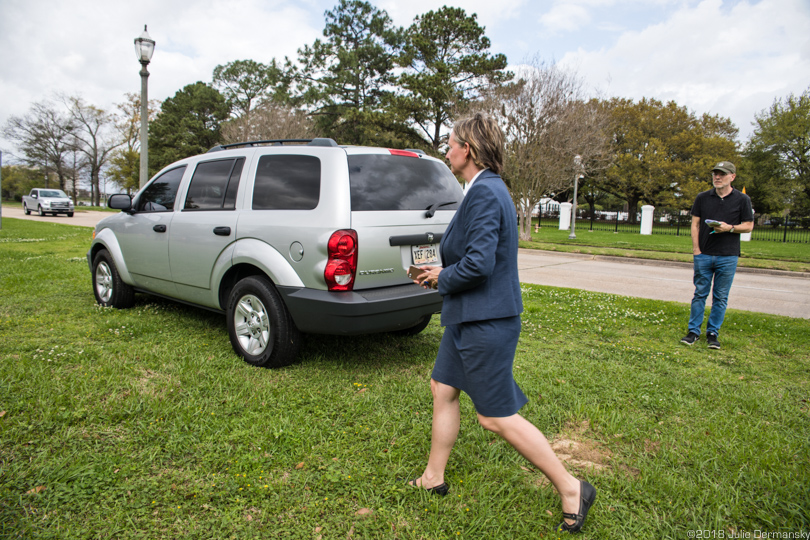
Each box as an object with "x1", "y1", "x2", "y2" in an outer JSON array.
[
  {"x1": 518, "y1": 249, "x2": 810, "y2": 319},
  {"x1": 4, "y1": 206, "x2": 808, "y2": 319},
  {"x1": 2, "y1": 205, "x2": 108, "y2": 228}
]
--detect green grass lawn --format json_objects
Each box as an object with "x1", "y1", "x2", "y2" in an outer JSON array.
[{"x1": 1, "y1": 218, "x2": 808, "y2": 539}]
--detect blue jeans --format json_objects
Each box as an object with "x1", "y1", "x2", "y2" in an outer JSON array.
[{"x1": 688, "y1": 254, "x2": 738, "y2": 335}]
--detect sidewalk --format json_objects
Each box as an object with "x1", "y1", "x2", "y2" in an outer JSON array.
[{"x1": 518, "y1": 249, "x2": 810, "y2": 319}]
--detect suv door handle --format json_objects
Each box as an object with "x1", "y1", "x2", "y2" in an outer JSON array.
[
  {"x1": 213, "y1": 227, "x2": 231, "y2": 236},
  {"x1": 153, "y1": 224, "x2": 167, "y2": 233}
]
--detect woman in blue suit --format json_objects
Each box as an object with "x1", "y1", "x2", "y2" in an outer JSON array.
[{"x1": 410, "y1": 113, "x2": 596, "y2": 534}]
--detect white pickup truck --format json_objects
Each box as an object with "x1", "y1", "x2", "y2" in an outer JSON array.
[{"x1": 22, "y1": 188, "x2": 74, "y2": 217}]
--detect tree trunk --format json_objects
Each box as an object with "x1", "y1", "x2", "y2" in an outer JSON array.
[
  {"x1": 92, "y1": 168, "x2": 101, "y2": 206},
  {"x1": 627, "y1": 196, "x2": 640, "y2": 224},
  {"x1": 432, "y1": 122, "x2": 442, "y2": 153},
  {"x1": 519, "y1": 206, "x2": 533, "y2": 241}
]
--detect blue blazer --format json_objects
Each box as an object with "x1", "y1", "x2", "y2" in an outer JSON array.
[{"x1": 438, "y1": 169, "x2": 523, "y2": 326}]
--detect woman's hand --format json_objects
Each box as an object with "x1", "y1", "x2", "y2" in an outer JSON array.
[{"x1": 411, "y1": 265, "x2": 442, "y2": 289}]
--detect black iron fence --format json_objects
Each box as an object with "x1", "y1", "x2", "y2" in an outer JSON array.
[
  {"x1": 535, "y1": 205, "x2": 810, "y2": 243},
  {"x1": 750, "y1": 214, "x2": 810, "y2": 243}
]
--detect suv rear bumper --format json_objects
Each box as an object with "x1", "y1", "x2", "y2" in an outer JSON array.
[{"x1": 277, "y1": 283, "x2": 442, "y2": 335}]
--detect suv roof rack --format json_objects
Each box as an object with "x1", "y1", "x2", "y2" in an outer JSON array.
[{"x1": 207, "y1": 138, "x2": 339, "y2": 153}]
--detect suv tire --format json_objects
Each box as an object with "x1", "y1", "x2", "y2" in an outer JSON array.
[
  {"x1": 227, "y1": 276, "x2": 301, "y2": 369},
  {"x1": 24, "y1": 204, "x2": 31, "y2": 215},
  {"x1": 38, "y1": 205, "x2": 45, "y2": 216},
  {"x1": 92, "y1": 249, "x2": 135, "y2": 308}
]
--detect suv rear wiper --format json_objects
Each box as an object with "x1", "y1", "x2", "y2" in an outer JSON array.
[{"x1": 425, "y1": 201, "x2": 457, "y2": 218}]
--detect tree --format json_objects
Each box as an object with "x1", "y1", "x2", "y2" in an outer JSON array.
[
  {"x1": 295, "y1": 0, "x2": 417, "y2": 146},
  {"x1": 212, "y1": 59, "x2": 289, "y2": 141},
  {"x1": 482, "y1": 61, "x2": 611, "y2": 240},
  {"x1": 221, "y1": 101, "x2": 313, "y2": 144},
  {"x1": 744, "y1": 87, "x2": 810, "y2": 217},
  {"x1": 0, "y1": 165, "x2": 41, "y2": 200},
  {"x1": 108, "y1": 93, "x2": 160, "y2": 195},
  {"x1": 63, "y1": 95, "x2": 122, "y2": 206},
  {"x1": 398, "y1": 6, "x2": 510, "y2": 152},
  {"x1": 64, "y1": 146, "x2": 87, "y2": 204},
  {"x1": 561, "y1": 99, "x2": 615, "y2": 218},
  {"x1": 2, "y1": 99, "x2": 75, "y2": 190},
  {"x1": 599, "y1": 98, "x2": 738, "y2": 221},
  {"x1": 148, "y1": 82, "x2": 230, "y2": 174}
]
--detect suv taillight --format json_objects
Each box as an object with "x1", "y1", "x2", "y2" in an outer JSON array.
[{"x1": 325, "y1": 229, "x2": 358, "y2": 291}]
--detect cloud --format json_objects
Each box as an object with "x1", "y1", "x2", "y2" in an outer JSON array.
[
  {"x1": 375, "y1": 0, "x2": 527, "y2": 27},
  {"x1": 0, "y1": 0, "x2": 328, "y2": 156},
  {"x1": 558, "y1": 0, "x2": 810, "y2": 139},
  {"x1": 539, "y1": 4, "x2": 592, "y2": 33},
  {"x1": 1, "y1": 0, "x2": 807, "y2": 157}
]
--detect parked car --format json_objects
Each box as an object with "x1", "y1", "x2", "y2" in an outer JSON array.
[
  {"x1": 88, "y1": 138, "x2": 462, "y2": 368},
  {"x1": 22, "y1": 188, "x2": 74, "y2": 216}
]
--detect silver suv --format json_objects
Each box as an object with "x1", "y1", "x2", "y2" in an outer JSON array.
[{"x1": 87, "y1": 138, "x2": 461, "y2": 368}]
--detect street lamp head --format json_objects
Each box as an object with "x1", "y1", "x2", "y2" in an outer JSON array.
[{"x1": 134, "y1": 25, "x2": 155, "y2": 64}]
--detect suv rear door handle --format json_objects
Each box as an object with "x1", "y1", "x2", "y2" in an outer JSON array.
[
  {"x1": 389, "y1": 232, "x2": 443, "y2": 246},
  {"x1": 213, "y1": 227, "x2": 231, "y2": 236},
  {"x1": 153, "y1": 224, "x2": 167, "y2": 233}
]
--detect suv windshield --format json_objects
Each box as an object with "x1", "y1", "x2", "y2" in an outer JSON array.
[
  {"x1": 348, "y1": 155, "x2": 461, "y2": 211},
  {"x1": 41, "y1": 190, "x2": 67, "y2": 198}
]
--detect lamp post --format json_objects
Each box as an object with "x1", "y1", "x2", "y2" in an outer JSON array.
[
  {"x1": 134, "y1": 25, "x2": 155, "y2": 189},
  {"x1": 568, "y1": 155, "x2": 582, "y2": 239}
]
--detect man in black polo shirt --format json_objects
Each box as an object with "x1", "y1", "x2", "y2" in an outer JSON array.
[{"x1": 680, "y1": 161, "x2": 754, "y2": 349}]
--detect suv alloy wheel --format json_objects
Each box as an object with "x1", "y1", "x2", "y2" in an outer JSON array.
[{"x1": 226, "y1": 276, "x2": 301, "y2": 368}]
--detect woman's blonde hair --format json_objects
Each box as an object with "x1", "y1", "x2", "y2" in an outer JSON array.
[{"x1": 452, "y1": 112, "x2": 504, "y2": 175}]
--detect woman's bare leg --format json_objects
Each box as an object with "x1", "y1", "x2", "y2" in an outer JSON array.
[
  {"x1": 413, "y1": 379, "x2": 461, "y2": 488},
  {"x1": 478, "y1": 413, "x2": 581, "y2": 524}
]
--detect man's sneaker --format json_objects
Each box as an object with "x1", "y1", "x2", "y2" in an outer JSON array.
[
  {"x1": 680, "y1": 332, "x2": 700, "y2": 345},
  {"x1": 706, "y1": 333, "x2": 721, "y2": 349}
]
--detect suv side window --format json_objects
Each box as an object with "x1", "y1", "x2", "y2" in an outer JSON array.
[
  {"x1": 137, "y1": 166, "x2": 186, "y2": 212},
  {"x1": 184, "y1": 158, "x2": 245, "y2": 211},
  {"x1": 252, "y1": 155, "x2": 320, "y2": 210}
]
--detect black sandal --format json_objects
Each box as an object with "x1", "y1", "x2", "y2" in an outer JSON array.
[
  {"x1": 407, "y1": 477, "x2": 449, "y2": 496},
  {"x1": 556, "y1": 480, "x2": 596, "y2": 533}
]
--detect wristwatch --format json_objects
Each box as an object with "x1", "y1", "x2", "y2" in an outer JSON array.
[{"x1": 730, "y1": 226, "x2": 735, "y2": 233}]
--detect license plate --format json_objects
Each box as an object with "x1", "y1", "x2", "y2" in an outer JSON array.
[{"x1": 412, "y1": 244, "x2": 438, "y2": 265}]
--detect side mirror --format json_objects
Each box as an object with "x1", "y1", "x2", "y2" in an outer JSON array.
[{"x1": 108, "y1": 194, "x2": 133, "y2": 212}]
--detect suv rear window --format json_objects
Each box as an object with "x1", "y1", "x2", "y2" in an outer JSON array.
[
  {"x1": 348, "y1": 155, "x2": 461, "y2": 211},
  {"x1": 252, "y1": 155, "x2": 321, "y2": 210}
]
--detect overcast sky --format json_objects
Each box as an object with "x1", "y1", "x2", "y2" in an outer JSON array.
[{"x1": 1, "y1": 0, "x2": 808, "y2": 159}]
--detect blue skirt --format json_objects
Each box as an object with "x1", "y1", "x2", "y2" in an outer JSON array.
[{"x1": 432, "y1": 315, "x2": 528, "y2": 417}]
